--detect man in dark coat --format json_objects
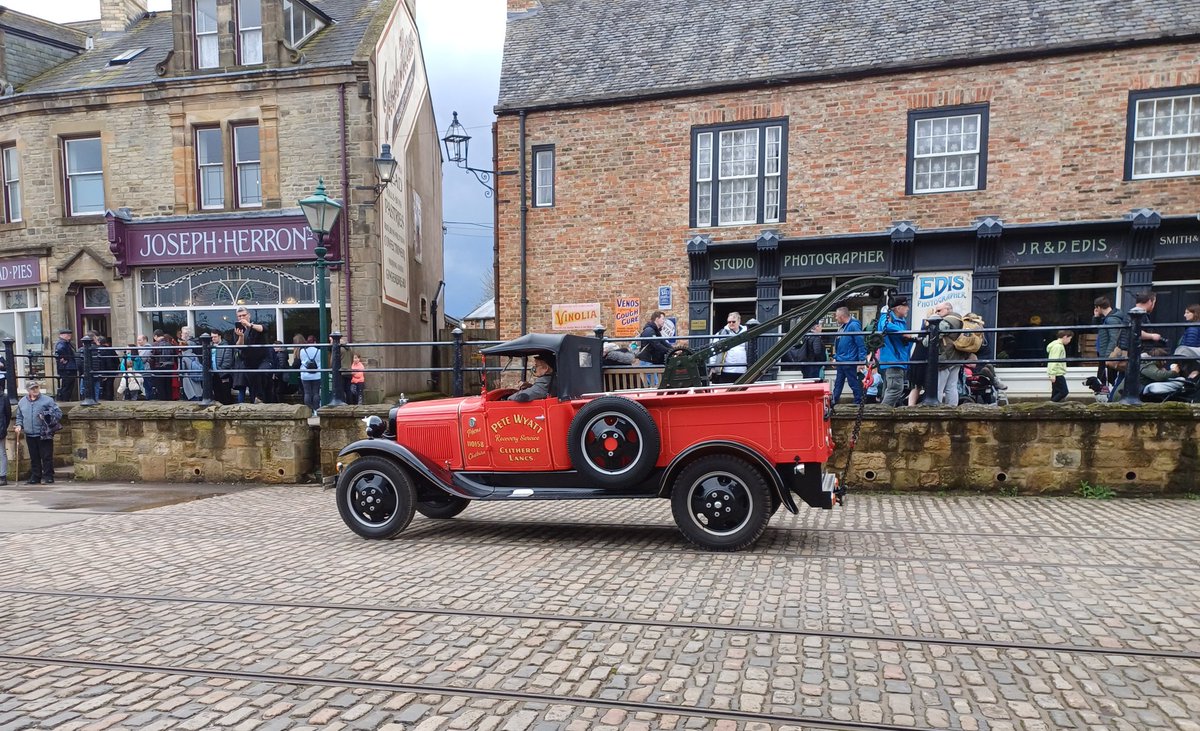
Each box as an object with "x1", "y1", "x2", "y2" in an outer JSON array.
[{"x1": 54, "y1": 329, "x2": 77, "y2": 401}]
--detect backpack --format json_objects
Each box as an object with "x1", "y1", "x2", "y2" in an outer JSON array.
[
  {"x1": 303, "y1": 347, "x2": 319, "y2": 370},
  {"x1": 951, "y1": 313, "x2": 985, "y2": 354}
]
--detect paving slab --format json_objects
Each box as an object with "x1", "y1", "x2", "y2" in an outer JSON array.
[{"x1": 0, "y1": 486, "x2": 1197, "y2": 729}]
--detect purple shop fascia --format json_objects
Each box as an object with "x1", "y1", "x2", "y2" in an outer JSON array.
[
  {"x1": 0, "y1": 256, "x2": 41, "y2": 289},
  {"x1": 105, "y1": 208, "x2": 341, "y2": 276}
]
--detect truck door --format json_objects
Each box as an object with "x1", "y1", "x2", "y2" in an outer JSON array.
[{"x1": 482, "y1": 399, "x2": 555, "y2": 471}]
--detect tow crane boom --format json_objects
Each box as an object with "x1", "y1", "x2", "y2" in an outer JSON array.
[{"x1": 659, "y1": 275, "x2": 898, "y2": 389}]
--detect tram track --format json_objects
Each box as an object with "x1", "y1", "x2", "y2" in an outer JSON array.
[
  {"x1": 0, "y1": 652, "x2": 942, "y2": 731},
  {"x1": 4, "y1": 506, "x2": 1195, "y2": 547},
  {"x1": 4, "y1": 587, "x2": 1196, "y2": 661}
]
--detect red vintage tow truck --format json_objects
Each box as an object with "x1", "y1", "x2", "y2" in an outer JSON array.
[{"x1": 335, "y1": 276, "x2": 895, "y2": 550}]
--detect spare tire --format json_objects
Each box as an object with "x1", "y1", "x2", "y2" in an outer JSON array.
[{"x1": 567, "y1": 396, "x2": 661, "y2": 487}]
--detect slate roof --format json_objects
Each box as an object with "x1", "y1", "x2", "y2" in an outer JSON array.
[
  {"x1": 0, "y1": 7, "x2": 89, "y2": 50},
  {"x1": 497, "y1": 0, "x2": 1200, "y2": 111},
  {"x1": 13, "y1": 0, "x2": 386, "y2": 96},
  {"x1": 464, "y1": 298, "x2": 496, "y2": 321}
]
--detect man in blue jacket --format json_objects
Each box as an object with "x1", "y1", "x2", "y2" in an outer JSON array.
[
  {"x1": 831, "y1": 306, "x2": 866, "y2": 405},
  {"x1": 879, "y1": 297, "x2": 915, "y2": 407}
]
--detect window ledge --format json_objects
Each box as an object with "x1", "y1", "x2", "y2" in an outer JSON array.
[
  {"x1": 58, "y1": 216, "x2": 106, "y2": 227},
  {"x1": 0, "y1": 221, "x2": 26, "y2": 233}
]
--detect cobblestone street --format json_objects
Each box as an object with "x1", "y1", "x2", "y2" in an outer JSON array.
[{"x1": 1, "y1": 486, "x2": 1198, "y2": 730}]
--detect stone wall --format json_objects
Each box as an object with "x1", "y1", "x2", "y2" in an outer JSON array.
[
  {"x1": 67, "y1": 402, "x2": 315, "y2": 483},
  {"x1": 315, "y1": 405, "x2": 392, "y2": 481},
  {"x1": 833, "y1": 403, "x2": 1200, "y2": 495},
  {"x1": 55, "y1": 401, "x2": 1200, "y2": 494}
]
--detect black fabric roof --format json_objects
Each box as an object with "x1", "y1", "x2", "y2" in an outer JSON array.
[{"x1": 498, "y1": 0, "x2": 1200, "y2": 112}]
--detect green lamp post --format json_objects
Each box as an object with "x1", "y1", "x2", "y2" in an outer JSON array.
[{"x1": 299, "y1": 178, "x2": 344, "y2": 405}]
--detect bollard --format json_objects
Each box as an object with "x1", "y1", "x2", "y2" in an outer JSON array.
[
  {"x1": 1120, "y1": 307, "x2": 1145, "y2": 405},
  {"x1": 80, "y1": 336, "x2": 98, "y2": 406},
  {"x1": 921, "y1": 316, "x2": 942, "y2": 406},
  {"x1": 328, "y1": 332, "x2": 347, "y2": 406},
  {"x1": 452, "y1": 328, "x2": 464, "y2": 397},
  {"x1": 199, "y1": 333, "x2": 214, "y2": 406},
  {"x1": 3, "y1": 337, "x2": 15, "y2": 405}
]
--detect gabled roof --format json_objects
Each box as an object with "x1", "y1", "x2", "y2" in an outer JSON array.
[
  {"x1": 497, "y1": 0, "x2": 1200, "y2": 112},
  {"x1": 464, "y1": 298, "x2": 496, "y2": 321},
  {"x1": 0, "y1": 6, "x2": 89, "y2": 50},
  {"x1": 12, "y1": 0, "x2": 385, "y2": 97}
]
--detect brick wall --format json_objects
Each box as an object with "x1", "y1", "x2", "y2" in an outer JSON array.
[{"x1": 494, "y1": 44, "x2": 1200, "y2": 340}]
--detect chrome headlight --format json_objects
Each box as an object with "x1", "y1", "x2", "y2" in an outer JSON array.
[{"x1": 363, "y1": 415, "x2": 385, "y2": 439}]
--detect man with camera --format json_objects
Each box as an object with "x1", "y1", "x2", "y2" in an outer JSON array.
[{"x1": 234, "y1": 308, "x2": 268, "y2": 403}]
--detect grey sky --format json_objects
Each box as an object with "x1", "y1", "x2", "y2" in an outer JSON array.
[{"x1": 4, "y1": 0, "x2": 504, "y2": 319}]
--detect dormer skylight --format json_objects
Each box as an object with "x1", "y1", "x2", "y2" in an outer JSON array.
[
  {"x1": 109, "y1": 47, "x2": 148, "y2": 65},
  {"x1": 283, "y1": 0, "x2": 328, "y2": 47}
]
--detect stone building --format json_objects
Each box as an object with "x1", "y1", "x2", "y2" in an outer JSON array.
[
  {"x1": 0, "y1": 0, "x2": 442, "y2": 398},
  {"x1": 494, "y1": 0, "x2": 1200, "y2": 371}
]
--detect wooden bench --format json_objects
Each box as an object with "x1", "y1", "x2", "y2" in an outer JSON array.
[{"x1": 602, "y1": 366, "x2": 665, "y2": 391}]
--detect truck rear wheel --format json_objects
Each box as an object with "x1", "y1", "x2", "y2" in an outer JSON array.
[
  {"x1": 336, "y1": 456, "x2": 417, "y2": 539},
  {"x1": 568, "y1": 396, "x2": 660, "y2": 487},
  {"x1": 670, "y1": 455, "x2": 771, "y2": 551},
  {"x1": 416, "y1": 494, "x2": 470, "y2": 519}
]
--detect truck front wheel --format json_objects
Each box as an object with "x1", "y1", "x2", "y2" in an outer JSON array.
[
  {"x1": 337, "y1": 456, "x2": 417, "y2": 539},
  {"x1": 670, "y1": 455, "x2": 772, "y2": 551}
]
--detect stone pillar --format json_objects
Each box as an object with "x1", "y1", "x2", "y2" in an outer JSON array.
[
  {"x1": 755, "y1": 230, "x2": 781, "y2": 380},
  {"x1": 686, "y1": 235, "x2": 711, "y2": 338},
  {"x1": 973, "y1": 216, "x2": 1003, "y2": 360},
  {"x1": 889, "y1": 221, "x2": 917, "y2": 300},
  {"x1": 1122, "y1": 208, "x2": 1161, "y2": 310}
]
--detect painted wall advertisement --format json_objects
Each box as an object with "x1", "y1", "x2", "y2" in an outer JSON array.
[
  {"x1": 614, "y1": 297, "x2": 641, "y2": 338},
  {"x1": 913, "y1": 271, "x2": 973, "y2": 315},
  {"x1": 375, "y1": 1, "x2": 427, "y2": 311},
  {"x1": 552, "y1": 302, "x2": 601, "y2": 331}
]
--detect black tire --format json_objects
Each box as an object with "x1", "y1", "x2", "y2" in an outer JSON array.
[
  {"x1": 567, "y1": 396, "x2": 661, "y2": 487},
  {"x1": 416, "y1": 493, "x2": 470, "y2": 519},
  {"x1": 336, "y1": 456, "x2": 417, "y2": 539},
  {"x1": 670, "y1": 455, "x2": 772, "y2": 551}
]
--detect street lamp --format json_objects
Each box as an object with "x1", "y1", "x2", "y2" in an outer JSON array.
[
  {"x1": 299, "y1": 177, "x2": 344, "y2": 405},
  {"x1": 441, "y1": 111, "x2": 513, "y2": 197},
  {"x1": 354, "y1": 143, "x2": 399, "y2": 199}
]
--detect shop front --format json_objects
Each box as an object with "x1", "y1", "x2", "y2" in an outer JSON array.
[
  {"x1": 0, "y1": 256, "x2": 45, "y2": 384},
  {"x1": 107, "y1": 211, "x2": 340, "y2": 345},
  {"x1": 686, "y1": 211, "x2": 1200, "y2": 394}
]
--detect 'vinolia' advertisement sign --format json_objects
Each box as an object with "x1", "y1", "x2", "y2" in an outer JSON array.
[{"x1": 552, "y1": 303, "x2": 601, "y2": 331}]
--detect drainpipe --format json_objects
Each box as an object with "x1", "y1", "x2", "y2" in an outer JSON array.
[
  {"x1": 519, "y1": 110, "x2": 528, "y2": 335},
  {"x1": 338, "y1": 82, "x2": 353, "y2": 341}
]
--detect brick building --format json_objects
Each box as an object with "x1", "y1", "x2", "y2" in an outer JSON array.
[
  {"x1": 494, "y1": 0, "x2": 1200, "y2": 370},
  {"x1": 0, "y1": 0, "x2": 442, "y2": 397}
]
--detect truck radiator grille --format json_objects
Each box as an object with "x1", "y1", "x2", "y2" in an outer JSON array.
[{"x1": 403, "y1": 424, "x2": 456, "y2": 462}]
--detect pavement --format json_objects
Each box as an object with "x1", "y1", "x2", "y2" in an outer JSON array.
[{"x1": 0, "y1": 483, "x2": 1198, "y2": 729}]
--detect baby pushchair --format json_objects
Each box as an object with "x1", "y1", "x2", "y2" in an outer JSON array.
[
  {"x1": 961, "y1": 361, "x2": 1006, "y2": 405},
  {"x1": 1142, "y1": 346, "x2": 1200, "y2": 403}
]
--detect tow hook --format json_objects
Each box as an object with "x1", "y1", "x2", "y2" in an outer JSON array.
[{"x1": 822, "y1": 473, "x2": 844, "y2": 508}]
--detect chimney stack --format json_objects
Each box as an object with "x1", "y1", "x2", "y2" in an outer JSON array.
[
  {"x1": 99, "y1": 0, "x2": 148, "y2": 33},
  {"x1": 507, "y1": 0, "x2": 542, "y2": 14}
]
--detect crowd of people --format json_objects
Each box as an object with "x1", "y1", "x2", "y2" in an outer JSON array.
[
  {"x1": 46, "y1": 307, "x2": 368, "y2": 415},
  {"x1": 600, "y1": 292, "x2": 1200, "y2": 406}
]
